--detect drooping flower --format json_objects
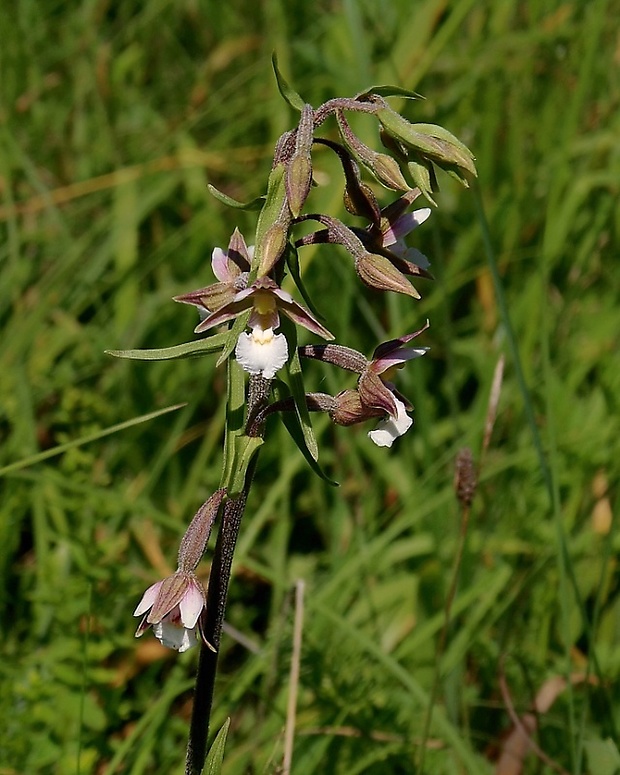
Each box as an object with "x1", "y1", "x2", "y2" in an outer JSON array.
[
  {"x1": 299, "y1": 321, "x2": 429, "y2": 446},
  {"x1": 196, "y1": 276, "x2": 334, "y2": 379},
  {"x1": 134, "y1": 570, "x2": 210, "y2": 653},
  {"x1": 173, "y1": 228, "x2": 253, "y2": 317}
]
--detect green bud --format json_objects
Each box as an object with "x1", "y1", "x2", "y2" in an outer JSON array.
[
  {"x1": 253, "y1": 163, "x2": 290, "y2": 277},
  {"x1": 407, "y1": 158, "x2": 437, "y2": 206},
  {"x1": 356, "y1": 252, "x2": 421, "y2": 299},
  {"x1": 378, "y1": 107, "x2": 476, "y2": 178},
  {"x1": 286, "y1": 104, "x2": 314, "y2": 217},
  {"x1": 258, "y1": 223, "x2": 288, "y2": 276},
  {"x1": 371, "y1": 154, "x2": 411, "y2": 191},
  {"x1": 336, "y1": 110, "x2": 410, "y2": 191},
  {"x1": 286, "y1": 154, "x2": 313, "y2": 217}
]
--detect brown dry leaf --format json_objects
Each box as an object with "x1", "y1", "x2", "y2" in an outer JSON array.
[{"x1": 494, "y1": 673, "x2": 598, "y2": 775}]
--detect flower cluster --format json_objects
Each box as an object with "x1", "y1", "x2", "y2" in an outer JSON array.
[{"x1": 126, "y1": 79, "x2": 475, "y2": 656}]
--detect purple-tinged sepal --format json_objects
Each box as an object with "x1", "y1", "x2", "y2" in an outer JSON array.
[{"x1": 134, "y1": 570, "x2": 212, "y2": 653}]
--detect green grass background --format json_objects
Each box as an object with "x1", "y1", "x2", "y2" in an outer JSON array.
[{"x1": 1, "y1": 0, "x2": 619, "y2": 773}]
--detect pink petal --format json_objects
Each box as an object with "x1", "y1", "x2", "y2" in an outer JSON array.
[
  {"x1": 179, "y1": 583, "x2": 206, "y2": 629},
  {"x1": 211, "y1": 247, "x2": 230, "y2": 283},
  {"x1": 383, "y1": 208, "x2": 432, "y2": 245},
  {"x1": 133, "y1": 580, "x2": 163, "y2": 617}
]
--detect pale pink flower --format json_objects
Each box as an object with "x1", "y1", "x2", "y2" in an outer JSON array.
[{"x1": 134, "y1": 570, "x2": 211, "y2": 653}]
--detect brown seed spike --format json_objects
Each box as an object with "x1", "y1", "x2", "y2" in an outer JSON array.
[{"x1": 454, "y1": 448, "x2": 477, "y2": 508}]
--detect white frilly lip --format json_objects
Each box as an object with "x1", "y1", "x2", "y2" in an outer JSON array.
[
  {"x1": 235, "y1": 329, "x2": 289, "y2": 379},
  {"x1": 152, "y1": 620, "x2": 199, "y2": 653},
  {"x1": 368, "y1": 396, "x2": 413, "y2": 448}
]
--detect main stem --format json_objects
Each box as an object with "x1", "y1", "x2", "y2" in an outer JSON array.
[
  {"x1": 185, "y1": 376, "x2": 271, "y2": 775},
  {"x1": 185, "y1": 492, "x2": 248, "y2": 775}
]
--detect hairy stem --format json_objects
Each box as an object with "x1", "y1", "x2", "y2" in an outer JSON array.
[
  {"x1": 185, "y1": 374, "x2": 271, "y2": 774},
  {"x1": 185, "y1": 493, "x2": 247, "y2": 775}
]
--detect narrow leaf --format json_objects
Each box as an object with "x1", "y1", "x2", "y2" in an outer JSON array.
[
  {"x1": 204, "y1": 718, "x2": 231, "y2": 775},
  {"x1": 356, "y1": 85, "x2": 424, "y2": 100},
  {"x1": 207, "y1": 184, "x2": 265, "y2": 210},
  {"x1": 0, "y1": 404, "x2": 186, "y2": 477},
  {"x1": 106, "y1": 333, "x2": 227, "y2": 361},
  {"x1": 280, "y1": 319, "x2": 318, "y2": 461},
  {"x1": 229, "y1": 436, "x2": 264, "y2": 496},
  {"x1": 273, "y1": 380, "x2": 338, "y2": 487},
  {"x1": 221, "y1": 359, "x2": 246, "y2": 488},
  {"x1": 271, "y1": 52, "x2": 305, "y2": 112}
]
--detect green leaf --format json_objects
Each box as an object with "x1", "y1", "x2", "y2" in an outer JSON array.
[
  {"x1": 584, "y1": 737, "x2": 620, "y2": 775},
  {"x1": 207, "y1": 184, "x2": 265, "y2": 211},
  {"x1": 0, "y1": 404, "x2": 185, "y2": 477},
  {"x1": 273, "y1": 379, "x2": 338, "y2": 487},
  {"x1": 229, "y1": 435, "x2": 264, "y2": 496},
  {"x1": 356, "y1": 85, "x2": 424, "y2": 100},
  {"x1": 271, "y1": 52, "x2": 305, "y2": 112},
  {"x1": 203, "y1": 717, "x2": 231, "y2": 775},
  {"x1": 281, "y1": 319, "x2": 318, "y2": 461},
  {"x1": 221, "y1": 358, "x2": 246, "y2": 488},
  {"x1": 106, "y1": 333, "x2": 227, "y2": 361}
]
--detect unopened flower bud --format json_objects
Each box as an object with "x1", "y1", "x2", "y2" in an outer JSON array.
[
  {"x1": 331, "y1": 389, "x2": 382, "y2": 426},
  {"x1": 286, "y1": 154, "x2": 313, "y2": 217},
  {"x1": 336, "y1": 110, "x2": 410, "y2": 192},
  {"x1": 356, "y1": 251, "x2": 421, "y2": 298},
  {"x1": 258, "y1": 223, "x2": 288, "y2": 276},
  {"x1": 377, "y1": 107, "x2": 476, "y2": 180},
  {"x1": 286, "y1": 104, "x2": 314, "y2": 217}
]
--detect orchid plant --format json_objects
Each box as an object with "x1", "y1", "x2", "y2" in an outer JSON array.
[{"x1": 109, "y1": 59, "x2": 476, "y2": 774}]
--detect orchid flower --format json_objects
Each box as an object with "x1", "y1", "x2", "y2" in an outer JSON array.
[
  {"x1": 134, "y1": 570, "x2": 210, "y2": 653},
  {"x1": 195, "y1": 276, "x2": 334, "y2": 379}
]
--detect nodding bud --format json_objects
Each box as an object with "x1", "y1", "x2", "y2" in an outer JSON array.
[
  {"x1": 331, "y1": 390, "x2": 383, "y2": 426},
  {"x1": 336, "y1": 110, "x2": 410, "y2": 192},
  {"x1": 177, "y1": 489, "x2": 227, "y2": 572},
  {"x1": 371, "y1": 154, "x2": 411, "y2": 191},
  {"x1": 377, "y1": 107, "x2": 477, "y2": 185},
  {"x1": 258, "y1": 223, "x2": 288, "y2": 276},
  {"x1": 253, "y1": 164, "x2": 291, "y2": 277},
  {"x1": 286, "y1": 104, "x2": 314, "y2": 217},
  {"x1": 454, "y1": 448, "x2": 477, "y2": 508},
  {"x1": 343, "y1": 180, "x2": 381, "y2": 222},
  {"x1": 356, "y1": 252, "x2": 421, "y2": 298},
  {"x1": 407, "y1": 157, "x2": 438, "y2": 205}
]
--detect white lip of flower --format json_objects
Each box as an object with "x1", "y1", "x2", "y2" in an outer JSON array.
[
  {"x1": 152, "y1": 617, "x2": 200, "y2": 653},
  {"x1": 235, "y1": 324, "x2": 289, "y2": 379},
  {"x1": 368, "y1": 396, "x2": 413, "y2": 448}
]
